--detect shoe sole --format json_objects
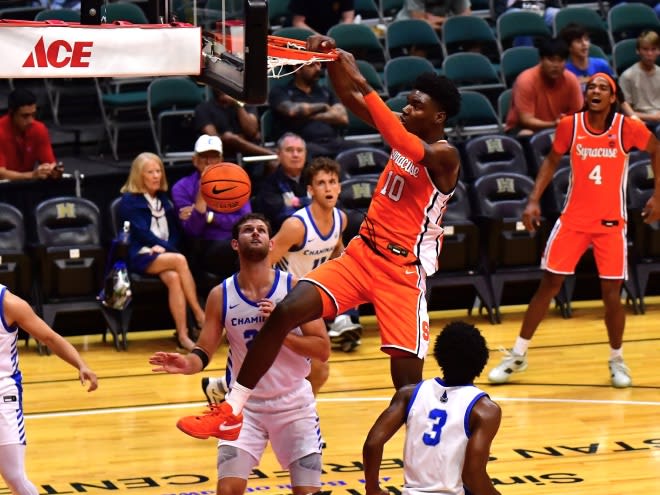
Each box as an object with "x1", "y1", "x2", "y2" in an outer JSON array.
[
  {"x1": 329, "y1": 327, "x2": 362, "y2": 344},
  {"x1": 176, "y1": 421, "x2": 241, "y2": 440},
  {"x1": 488, "y1": 362, "x2": 528, "y2": 384}
]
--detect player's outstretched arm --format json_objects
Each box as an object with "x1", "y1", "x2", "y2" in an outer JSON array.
[
  {"x1": 149, "y1": 284, "x2": 224, "y2": 374},
  {"x1": 643, "y1": 134, "x2": 660, "y2": 224},
  {"x1": 306, "y1": 35, "x2": 377, "y2": 128},
  {"x1": 363, "y1": 385, "x2": 414, "y2": 495},
  {"x1": 4, "y1": 291, "x2": 98, "y2": 391},
  {"x1": 327, "y1": 49, "x2": 454, "y2": 173},
  {"x1": 462, "y1": 397, "x2": 502, "y2": 495}
]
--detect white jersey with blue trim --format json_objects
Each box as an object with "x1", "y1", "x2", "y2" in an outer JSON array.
[
  {"x1": 275, "y1": 206, "x2": 342, "y2": 277},
  {"x1": 0, "y1": 285, "x2": 21, "y2": 384},
  {"x1": 403, "y1": 378, "x2": 488, "y2": 495},
  {"x1": 222, "y1": 269, "x2": 310, "y2": 400}
]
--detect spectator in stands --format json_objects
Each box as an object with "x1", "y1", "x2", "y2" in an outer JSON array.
[
  {"x1": 505, "y1": 37, "x2": 583, "y2": 136},
  {"x1": 492, "y1": 0, "x2": 560, "y2": 46},
  {"x1": 268, "y1": 60, "x2": 360, "y2": 159},
  {"x1": 252, "y1": 133, "x2": 310, "y2": 232},
  {"x1": 559, "y1": 23, "x2": 638, "y2": 118},
  {"x1": 118, "y1": 152, "x2": 206, "y2": 352},
  {"x1": 0, "y1": 88, "x2": 62, "y2": 181},
  {"x1": 560, "y1": 23, "x2": 614, "y2": 86},
  {"x1": 290, "y1": 0, "x2": 355, "y2": 35},
  {"x1": 172, "y1": 135, "x2": 251, "y2": 282},
  {"x1": 395, "y1": 0, "x2": 471, "y2": 32},
  {"x1": 194, "y1": 88, "x2": 274, "y2": 164},
  {"x1": 619, "y1": 31, "x2": 660, "y2": 124}
]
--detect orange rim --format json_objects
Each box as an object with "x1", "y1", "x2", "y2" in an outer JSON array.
[{"x1": 267, "y1": 35, "x2": 338, "y2": 62}]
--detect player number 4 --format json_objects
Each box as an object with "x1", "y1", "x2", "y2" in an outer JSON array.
[{"x1": 588, "y1": 164, "x2": 602, "y2": 185}]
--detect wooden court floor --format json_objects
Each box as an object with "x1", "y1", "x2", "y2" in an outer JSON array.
[{"x1": 9, "y1": 298, "x2": 660, "y2": 495}]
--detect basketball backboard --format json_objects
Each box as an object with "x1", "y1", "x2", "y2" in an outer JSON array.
[{"x1": 169, "y1": 0, "x2": 268, "y2": 104}]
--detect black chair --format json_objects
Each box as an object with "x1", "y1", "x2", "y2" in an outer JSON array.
[
  {"x1": 462, "y1": 134, "x2": 528, "y2": 182},
  {"x1": 0, "y1": 203, "x2": 32, "y2": 301},
  {"x1": 33, "y1": 197, "x2": 107, "y2": 353},
  {"x1": 338, "y1": 175, "x2": 380, "y2": 246},
  {"x1": 627, "y1": 159, "x2": 660, "y2": 313},
  {"x1": 527, "y1": 128, "x2": 571, "y2": 176},
  {"x1": 472, "y1": 172, "x2": 561, "y2": 322},
  {"x1": 426, "y1": 182, "x2": 497, "y2": 323},
  {"x1": 335, "y1": 146, "x2": 389, "y2": 179}
]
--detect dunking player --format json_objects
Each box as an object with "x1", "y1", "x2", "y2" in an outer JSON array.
[
  {"x1": 175, "y1": 35, "x2": 462, "y2": 439},
  {"x1": 149, "y1": 214, "x2": 329, "y2": 494},
  {"x1": 364, "y1": 322, "x2": 501, "y2": 495},
  {"x1": 200, "y1": 157, "x2": 356, "y2": 405},
  {"x1": 488, "y1": 73, "x2": 660, "y2": 388}
]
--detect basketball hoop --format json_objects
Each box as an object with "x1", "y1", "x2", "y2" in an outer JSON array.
[{"x1": 266, "y1": 35, "x2": 338, "y2": 78}]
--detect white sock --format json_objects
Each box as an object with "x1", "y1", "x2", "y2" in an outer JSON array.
[
  {"x1": 225, "y1": 382, "x2": 252, "y2": 415},
  {"x1": 512, "y1": 337, "x2": 530, "y2": 356},
  {"x1": 610, "y1": 347, "x2": 623, "y2": 360}
]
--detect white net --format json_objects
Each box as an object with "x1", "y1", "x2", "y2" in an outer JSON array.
[{"x1": 267, "y1": 54, "x2": 337, "y2": 78}]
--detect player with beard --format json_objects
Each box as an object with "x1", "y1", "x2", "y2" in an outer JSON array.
[
  {"x1": 488, "y1": 73, "x2": 660, "y2": 387},
  {"x1": 150, "y1": 213, "x2": 330, "y2": 495}
]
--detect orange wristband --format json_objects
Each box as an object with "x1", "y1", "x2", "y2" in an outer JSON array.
[{"x1": 364, "y1": 92, "x2": 425, "y2": 163}]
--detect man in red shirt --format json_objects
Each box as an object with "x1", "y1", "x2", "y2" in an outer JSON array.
[
  {"x1": 505, "y1": 37, "x2": 583, "y2": 136},
  {"x1": 490, "y1": 73, "x2": 660, "y2": 388},
  {"x1": 0, "y1": 89, "x2": 61, "y2": 181}
]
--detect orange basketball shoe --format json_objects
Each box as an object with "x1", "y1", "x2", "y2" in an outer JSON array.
[{"x1": 176, "y1": 402, "x2": 243, "y2": 440}]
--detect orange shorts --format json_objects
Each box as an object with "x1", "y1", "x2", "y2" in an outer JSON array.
[
  {"x1": 541, "y1": 220, "x2": 627, "y2": 279},
  {"x1": 302, "y1": 237, "x2": 430, "y2": 358}
]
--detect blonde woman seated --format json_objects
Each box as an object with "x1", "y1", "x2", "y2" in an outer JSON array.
[{"x1": 118, "y1": 152, "x2": 205, "y2": 351}]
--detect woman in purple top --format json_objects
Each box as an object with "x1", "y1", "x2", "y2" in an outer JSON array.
[{"x1": 171, "y1": 135, "x2": 252, "y2": 282}]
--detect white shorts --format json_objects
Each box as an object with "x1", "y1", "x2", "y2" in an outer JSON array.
[
  {"x1": 0, "y1": 378, "x2": 25, "y2": 446},
  {"x1": 218, "y1": 383, "x2": 322, "y2": 469}
]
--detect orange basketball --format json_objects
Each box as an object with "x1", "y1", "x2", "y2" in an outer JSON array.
[{"x1": 200, "y1": 163, "x2": 251, "y2": 213}]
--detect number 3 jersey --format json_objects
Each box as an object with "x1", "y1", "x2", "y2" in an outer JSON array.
[
  {"x1": 275, "y1": 205, "x2": 343, "y2": 277},
  {"x1": 553, "y1": 112, "x2": 651, "y2": 233},
  {"x1": 222, "y1": 270, "x2": 311, "y2": 401},
  {"x1": 403, "y1": 378, "x2": 488, "y2": 495}
]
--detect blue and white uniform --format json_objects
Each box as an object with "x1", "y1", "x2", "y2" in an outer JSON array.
[
  {"x1": 220, "y1": 270, "x2": 322, "y2": 468},
  {"x1": 275, "y1": 206, "x2": 343, "y2": 277},
  {"x1": 403, "y1": 378, "x2": 488, "y2": 495},
  {"x1": 0, "y1": 285, "x2": 25, "y2": 447}
]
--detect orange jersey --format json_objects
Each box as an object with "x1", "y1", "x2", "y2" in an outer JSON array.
[
  {"x1": 553, "y1": 112, "x2": 651, "y2": 233},
  {"x1": 358, "y1": 145, "x2": 454, "y2": 276}
]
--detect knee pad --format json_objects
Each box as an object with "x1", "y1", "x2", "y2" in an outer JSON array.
[
  {"x1": 289, "y1": 452, "x2": 322, "y2": 488},
  {"x1": 217, "y1": 445, "x2": 258, "y2": 480}
]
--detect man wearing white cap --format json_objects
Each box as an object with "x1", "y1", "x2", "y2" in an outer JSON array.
[{"x1": 171, "y1": 135, "x2": 252, "y2": 284}]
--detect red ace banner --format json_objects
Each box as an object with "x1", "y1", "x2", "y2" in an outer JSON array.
[{"x1": 0, "y1": 22, "x2": 201, "y2": 77}]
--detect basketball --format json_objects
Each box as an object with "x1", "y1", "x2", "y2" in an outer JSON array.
[{"x1": 200, "y1": 163, "x2": 251, "y2": 213}]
